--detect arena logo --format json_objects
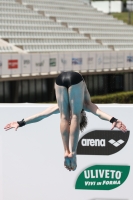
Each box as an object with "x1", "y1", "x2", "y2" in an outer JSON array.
[
  {"x1": 81, "y1": 139, "x2": 105, "y2": 147},
  {"x1": 49, "y1": 58, "x2": 56, "y2": 67},
  {"x1": 72, "y1": 58, "x2": 82, "y2": 65},
  {"x1": 77, "y1": 130, "x2": 130, "y2": 155},
  {"x1": 75, "y1": 165, "x2": 130, "y2": 190},
  {"x1": 8, "y1": 60, "x2": 18, "y2": 69}
]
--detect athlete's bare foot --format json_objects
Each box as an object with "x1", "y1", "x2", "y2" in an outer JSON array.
[
  {"x1": 68, "y1": 153, "x2": 77, "y2": 171},
  {"x1": 64, "y1": 152, "x2": 71, "y2": 171}
]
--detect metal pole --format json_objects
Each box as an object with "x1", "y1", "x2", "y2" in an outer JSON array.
[
  {"x1": 128, "y1": 0, "x2": 133, "y2": 24},
  {"x1": 109, "y1": 0, "x2": 111, "y2": 14}
]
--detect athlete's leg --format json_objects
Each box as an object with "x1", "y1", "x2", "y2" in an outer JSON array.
[
  {"x1": 55, "y1": 83, "x2": 71, "y2": 170},
  {"x1": 83, "y1": 82, "x2": 91, "y2": 104},
  {"x1": 68, "y1": 81, "x2": 85, "y2": 170}
]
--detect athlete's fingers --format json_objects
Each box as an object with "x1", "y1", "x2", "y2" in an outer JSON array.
[
  {"x1": 122, "y1": 126, "x2": 127, "y2": 131},
  {"x1": 111, "y1": 126, "x2": 114, "y2": 130},
  {"x1": 120, "y1": 128, "x2": 126, "y2": 133},
  {"x1": 122, "y1": 127, "x2": 127, "y2": 132},
  {"x1": 122, "y1": 124, "x2": 126, "y2": 129},
  {"x1": 120, "y1": 126, "x2": 127, "y2": 133},
  {"x1": 4, "y1": 124, "x2": 10, "y2": 129},
  {"x1": 5, "y1": 127, "x2": 13, "y2": 131}
]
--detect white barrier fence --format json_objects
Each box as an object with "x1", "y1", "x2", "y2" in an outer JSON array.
[
  {"x1": 0, "y1": 51, "x2": 133, "y2": 78},
  {"x1": 0, "y1": 104, "x2": 132, "y2": 200},
  {"x1": 91, "y1": 1, "x2": 122, "y2": 13}
]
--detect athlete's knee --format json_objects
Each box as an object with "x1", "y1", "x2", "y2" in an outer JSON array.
[
  {"x1": 71, "y1": 114, "x2": 81, "y2": 122},
  {"x1": 60, "y1": 113, "x2": 70, "y2": 121}
]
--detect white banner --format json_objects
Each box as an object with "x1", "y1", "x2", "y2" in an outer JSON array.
[
  {"x1": 124, "y1": 51, "x2": 131, "y2": 70},
  {"x1": 81, "y1": 52, "x2": 88, "y2": 71},
  {"x1": 96, "y1": 52, "x2": 103, "y2": 71},
  {"x1": 40, "y1": 53, "x2": 49, "y2": 74},
  {"x1": 31, "y1": 54, "x2": 41, "y2": 75},
  {"x1": 58, "y1": 52, "x2": 65, "y2": 72},
  {"x1": 88, "y1": 52, "x2": 96, "y2": 71},
  {"x1": 117, "y1": 51, "x2": 125, "y2": 69},
  {"x1": 49, "y1": 53, "x2": 58, "y2": 72},
  {"x1": 0, "y1": 104, "x2": 132, "y2": 200},
  {"x1": 1, "y1": 54, "x2": 12, "y2": 76},
  {"x1": 103, "y1": 51, "x2": 111, "y2": 70},
  {"x1": 72, "y1": 52, "x2": 82, "y2": 71},
  {"x1": 110, "y1": 51, "x2": 117, "y2": 70},
  {"x1": 21, "y1": 54, "x2": 31, "y2": 75},
  {"x1": 0, "y1": 51, "x2": 133, "y2": 77}
]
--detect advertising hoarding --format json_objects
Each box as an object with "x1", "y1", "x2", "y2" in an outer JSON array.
[
  {"x1": 0, "y1": 51, "x2": 133, "y2": 76},
  {"x1": 21, "y1": 54, "x2": 31, "y2": 75},
  {"x1": 0, "y1": 104, "x2": 132, "y2": 200},
  {"x1": 40, "y1": 53, "x2": 49, "y2": 74}
]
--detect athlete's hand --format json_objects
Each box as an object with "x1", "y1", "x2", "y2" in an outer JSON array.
[
  {"x1": 4, "y1": 122, "x2": 19, "y2": 131},
  {"x1": 111, "y1": 120, "x2": 127, "y2": 133}
]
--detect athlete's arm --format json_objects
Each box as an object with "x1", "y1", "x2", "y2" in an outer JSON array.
[
  {"x1": 83, "y1": 85, "x2": 112, "y2": 121},
  {"x1": 25, "y1": 104, "x2": 59, "y2": 124},
  {"x1": 83, "y1": 85, "x2": 127, "y2": 132},
  {"x1": 4, "y1": 104, "x2": 59, "y2": 131},
  {"x1": 84, "y1": 101, "x2": 112, "y2": 121}
]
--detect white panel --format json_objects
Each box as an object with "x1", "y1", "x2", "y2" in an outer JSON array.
[
  {"x1": 88, "y1": 52, "x2": 96, "y2": 71},
  {"x1": 58, "y1": 52, "x2": 65, "y2": 72},
  {"x1": 117, "y1": 51, "x2": 124, "y2": 69},
  {"x1": 111, "y1": 1, "x2": 122, "y2": 13},
  {"x1": 1, "y1": 54, "x2": 12, "y2": 76},
  {"x1": 72, "y1": 52, "x2": 82, "y2": 71},
  {"x1": 124, "y1": 51, "x2": 131, "y2": 69},
  {"x1": 21, "y1": 54, "x2": 31, "y2": 75},
  {"x1": 31, "y1": 54, "x2": 41, "y2": 75},
  {"x1": 96, "y1": 52, "x2": 103, "y2": 71},
  {"x1": 91, "y1": 1, "x2": 109, "y2": 13},
  {"x1": 81, "y1": 52, "x2": 88, "y2": 71},
  {"x1": 49, "y1": 53, "x2": 58, "y2": 73},
  {"x1": 0, "y1": 104, "x2": 132, "y2": 200},
  {"x1": 40, "y1": 53, "x2": 49, "y2": 74},
  {"x1": 110, "y1": 51, "x2": 117, "y2": 70},
  {"x1": 91, "y1": 1, "x2": 122, "y2": 13},
  {"x1": 103, "y1": 51, "x2": 111, "y2": 71},
  {"x1": 64, "y1": 52, "x2": 72, "y2": 71},
  {"x1": 0, "y1": 133, "x2": 3, "y2": 200},
  {"x1": 10, "y1": 54, "x2": 21, "y2": 76}
]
